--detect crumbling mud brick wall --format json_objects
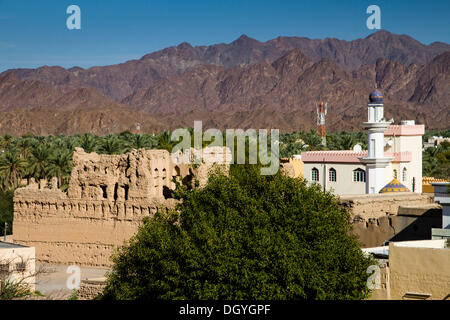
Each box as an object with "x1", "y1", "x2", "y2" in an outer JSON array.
[
  {"x1": 77, "y1": 278, "x2": 107, "y2": 300},
  {"x1": 340, "y1": 193, "x2": 441, "y2": 248},
  {"x1": 13, "y1": 147, "x2": 231, "y2": 267}
]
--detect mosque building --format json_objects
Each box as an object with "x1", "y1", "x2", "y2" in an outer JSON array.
[{"x1": 301, "y1": 90, "x2": 425, "y2": 195}]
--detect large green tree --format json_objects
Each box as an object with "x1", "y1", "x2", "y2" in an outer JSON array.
[{"x1": 100, "y1": 165, "x2": 373, "y2": 300}]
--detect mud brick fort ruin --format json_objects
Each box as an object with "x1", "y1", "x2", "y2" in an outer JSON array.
[
  {"x1": 12, "y1": 147, "x2": 231, "y2": 266},
  {"x1": 12, "y1": 147, "x2": 442, "y2": 267}
]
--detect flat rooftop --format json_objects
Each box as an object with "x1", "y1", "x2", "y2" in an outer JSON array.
[
  {"x1": 0, "y1": 241, "x2": 29, "y2": 249},
  {"x1": 362, "y1": 239, "x2": 448, "y2": 258}
]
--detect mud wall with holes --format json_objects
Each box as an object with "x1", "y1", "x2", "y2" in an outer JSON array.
[
  {"x1": 78, "y1": 278, "x2": 107, "y2": 300},
  {"x1": 12, "y1": 147, "x2": 231, "y2": 267},
  {"x1": 340, "y1": 193, "x2": 442, "y2": 248}
]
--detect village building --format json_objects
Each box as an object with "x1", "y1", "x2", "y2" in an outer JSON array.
[
  {"x1": 0, "y1": 242, "x2": 36, "y2": 291},
  {"x1": 364, "y1": 239, "x2": 450, "y2": 300},
  {"x1": 301, "y1": 90, "x2": 424, "y2": 195}
]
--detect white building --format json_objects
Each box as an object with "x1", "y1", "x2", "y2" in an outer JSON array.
[
  {"x1": 0, "y1": 242, "x2": 36, "y2": 291},
  {"x1": 423, "y1": 136, "x2": 450, "y2": 149},
  {"x1": 302, "y1": 90, "x2": 424, "y2": 195},
  {"x1": 431, "y1": 182, "x2": 450, "y2": 237}
]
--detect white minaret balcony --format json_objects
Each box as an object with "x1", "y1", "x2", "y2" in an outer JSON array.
[{"x1": 359, "y1": 90, "x2": 393, "y2": 194}]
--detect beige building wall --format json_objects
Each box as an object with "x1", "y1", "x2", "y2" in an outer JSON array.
[
  {"x1": 388, "y1": 242, "x2": 450, "y2": 300},
  {"x1": 289, "y1": 158, "x2": 304, "y2": 178},
  {"x1": 12, "y1": 201, "x2": 166, "y2": 266},
  {"x1": 304, "y1": 162, "x2": 366, "y2": 194},
  {"x1": 384, "y1": 135, "x2": 422, "y2": 193},
  {"x1": 0, "y1": 244, "x2": 36, "y2": 290}
]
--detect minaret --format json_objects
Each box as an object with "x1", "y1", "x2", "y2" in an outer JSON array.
[
  {"x1": 316, "y1": 101, "x2": 327, "y2": 147},
  {"x1": 359, "y1": 90, "x2": 393, "y2": 194}
]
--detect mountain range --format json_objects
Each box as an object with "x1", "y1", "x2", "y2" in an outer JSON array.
[{"x1": 0, "y1": 30, "x2": 449, "y2": 136}]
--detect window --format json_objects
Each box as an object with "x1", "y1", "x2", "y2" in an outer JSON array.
[
  {"x1": 311, "y1": 168, "x2": 319, "y2": 181},
  {"x1": 402, "y1": 292, "x2": 431, "y2": 300},
  {"x1": 0, "y1": 263, "x2": 9, "y2": 273},
  {"x1": 113, "y1": 183, "x2": 118, "y2": 201},
  {"x1": 15, "y1": 262, "x2": 26, "y2": 272},
  {"x1": 123, "y1": 185, "x2": 129, "y2": 201},
  {"x1": 100, "y1": 185, "x2": 107, "y2": 199},
  {"x1": 402, "y1": 168, "x2": 407, "y2": 182},
  {"x1": 329, "y1": 168, "x2": 336, "y2": 182},
  {"x1": 369, "y1": 139, "x2": 375, "y2": 157},
  {"x1": 393, "y1": 169, "x2": 397, "y2": 179},
  {"x1": 353, "y1": 169, "x2": 366, "y2": 182}
]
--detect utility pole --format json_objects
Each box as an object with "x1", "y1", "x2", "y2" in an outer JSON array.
[{"x1": 323, "y1": 157, "x2": 326, "y2": 193}]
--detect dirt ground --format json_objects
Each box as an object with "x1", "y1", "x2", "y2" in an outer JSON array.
[{"x1": 34, "y1": 263, "x2": 109, "y2": 299}]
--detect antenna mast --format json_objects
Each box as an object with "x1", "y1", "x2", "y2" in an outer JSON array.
[{"x1": 316, "y1": 101, "x2": 327, "y2": 147}]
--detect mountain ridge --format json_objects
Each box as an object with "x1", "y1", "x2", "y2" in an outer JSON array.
[{"x1": 0, "y1": 30, "x2": 448, "y2": 135}]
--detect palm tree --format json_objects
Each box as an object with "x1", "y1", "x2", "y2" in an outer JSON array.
[
  {"x1": 340, "y1": 134, "x2": 355, "y2": 150},
  {"x1": 125, "y1": 134, "x2": 153, "y2": 151},
  {"x1": 64, "y1": 138, "x2": 78, "y2": 152},
  {"x1": 425, "y1": 146, "x2": 438, "y2": 158},
  {"x1": 0, "y1": 134, "x2": 14, "y2": 151},
  {"x1": 0, "y1": 148, "x2": 26, "y2": 190},
  {"x1": 16, "y1": 138, "x2": 33, "y2": 158},
  {"x1": 98, "y1": 136, "x2": 123, "y2": 155},
  {"x1": 35, "y1": 136, "x2": 46, "y2": 144},
  {"x1": 80, "y1": 134, "x2": 98, "y2": 153},
  {"x1": 27, "y1": 144, "x2": 52, "y2": 180},
  {"x1": 48, "y1": 150, "x2": 73, "y2": 188},
  {"x1": 148, "y1": 134, "x2": 159, "y2": 149},
  {"x1": 0, "y1": 174, "x2": 5, "y2": 191},
  {"x1": 157, "y1": 131, "x2": 174, "y2": 152},
  {"x1": 303, "y1": 130, "x2": 322, "y2": 150}
]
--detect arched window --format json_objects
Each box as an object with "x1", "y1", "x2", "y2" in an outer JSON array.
[
  {"x1": 311, "y1": 168, "x2": 319, "y2": 181},
  {"x1": 393, "y1": 169, "x2": 397, "y2": 179},
  {"x1": 329, "y1": 168, "x2": 336, "y2": 182},
  {"x1": 402, "y1": 168, "x2": 407, "y2": 182},
  {"x1": 353, "y1": 168, "x2": 365, "y2": 182}
]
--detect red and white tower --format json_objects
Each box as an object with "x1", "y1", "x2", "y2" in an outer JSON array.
[{"x1": 317, "y1": 101, "x2": 327, "y2": 147}]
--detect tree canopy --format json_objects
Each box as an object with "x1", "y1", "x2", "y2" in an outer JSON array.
[
  {"x1": 423, "y1": 140, "x2": 450, "y2": 179},
  {"x1": 100, "y1": 164, "x2": 374, "y2": 300}
]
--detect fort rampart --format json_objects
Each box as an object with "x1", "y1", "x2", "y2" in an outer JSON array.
[{"x1": 12, "y1": 147, "x2": 231, "y2": 267}]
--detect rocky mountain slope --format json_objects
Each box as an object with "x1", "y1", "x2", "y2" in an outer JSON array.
[{"x1": 0, "y1": 31, "x2": 448, "y2": 135}]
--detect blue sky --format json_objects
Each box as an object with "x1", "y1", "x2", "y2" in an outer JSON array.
[{"x1": 0, "y1": 0, "x2": 449, "y2": 72}]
